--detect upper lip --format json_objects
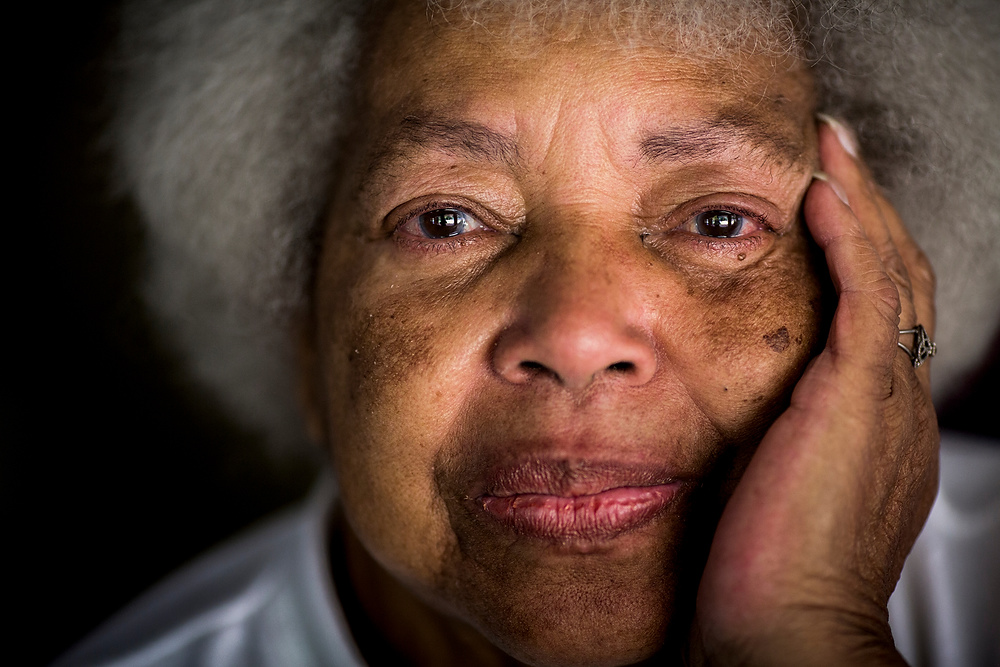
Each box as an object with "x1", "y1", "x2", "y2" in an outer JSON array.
[{"x1": 475, "y1": 458, "x2": 682, "y2": 499}]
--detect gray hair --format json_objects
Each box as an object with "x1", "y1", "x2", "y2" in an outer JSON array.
[{"x1": 108, "y1": 0, "x2": 1000, "y2": 452}]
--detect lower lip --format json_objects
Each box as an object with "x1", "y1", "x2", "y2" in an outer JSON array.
[{"x1": 479, "y1": 484, "x2": 679, "y2": 540}]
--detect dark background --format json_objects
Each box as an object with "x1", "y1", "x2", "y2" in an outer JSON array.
[
  {"x1": 10, "y1": 3, "x2": 317, "y2": 664},
  {"x1": 7, "y1": 3, "x2": 999, "y2": 665}
]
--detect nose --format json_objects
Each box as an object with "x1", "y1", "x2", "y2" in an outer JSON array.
[{"x1": 492, "y1": 250, "x2": 657, "y2": 392}]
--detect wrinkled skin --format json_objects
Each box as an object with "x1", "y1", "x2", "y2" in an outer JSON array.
[
  {"x1": 304, "y1": 4, "x2": 938, "y2": 666},
  {"x1": 691, "y1": 123, "x2": 938, "y2": 666}
]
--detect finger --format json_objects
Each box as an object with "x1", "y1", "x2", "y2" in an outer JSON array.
[
  {"x1": 815, "y1": 116, "x2": 927, "y2": 287},
  {"x1": 803, "y1": 175, "x2": 901, "y2": 395},
  {"x1": 864, "y1": 183, "x2": 936, "y2": 340},
  {"x1": 817, "y1": 118, "x2": 933, "y2": 330},
  {"x1": 816, "y1": 119, "x2": 935, "y2": 386},
  {"x1": 863, "y1": 181, "x2": 936, "y2": 389},
  {"x1": 816, "y1": 121, "x2": 917, "y2": 332}
]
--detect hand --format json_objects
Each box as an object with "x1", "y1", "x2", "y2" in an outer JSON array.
[{"x1": 690, "y1": 118, "x2": 940, "y2": 666}]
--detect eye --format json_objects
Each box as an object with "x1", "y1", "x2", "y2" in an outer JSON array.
[
  {"x1": 693, "y1": 210, "x2": 746, "y2": 238},
  {"x1": 401, "y1": 207, "x2": 487, "y2": 239},
  {"x1": 640, "y1": 196, "x2": 780, "y2": 264}
]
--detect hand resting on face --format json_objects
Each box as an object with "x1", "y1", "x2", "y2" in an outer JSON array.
[{"x1": 692, "y1": 119, "x2": 940, "y2": 666}]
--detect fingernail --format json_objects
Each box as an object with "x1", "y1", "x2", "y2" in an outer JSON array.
[
  {"x1": 817, "y1": 113, "x2": 860, "y2": 159},
  {"x1": 813, "y1": 170, "x2": 850, "y2": 206}
]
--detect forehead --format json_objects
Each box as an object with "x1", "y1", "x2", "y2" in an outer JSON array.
[{"x1": 354, "y1": 2, "x2": 816, "y2": 182}]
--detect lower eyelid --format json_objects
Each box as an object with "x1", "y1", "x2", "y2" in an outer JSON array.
[
  {"x1": 394, "y1": 231, "x2": 487, "y2": 253},
  {"x1": 689, "y1": 234, "x2": 765, "y2": 252},
  {"x1": 642, "y1": 228, "x2": 768, "y2": 260}
]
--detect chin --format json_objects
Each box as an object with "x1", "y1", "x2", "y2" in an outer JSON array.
[
  {"x1": 475, "y1": 581, "x2": 679, "y2": 667},
  {"x1": 435, "y1": 513, "x2": 703, "y2": 667},
  {"x1": 500, "y1": 639, "x2": 663, "y2": 667}
]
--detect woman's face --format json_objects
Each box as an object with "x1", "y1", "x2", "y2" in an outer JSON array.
[{"x1": 312, "y1": 5, "x2": 824, "y2": 665}]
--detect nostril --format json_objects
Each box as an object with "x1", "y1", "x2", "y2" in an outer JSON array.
[
  {"x1": 514, "y1": 360, "x2": 554, "y2": 383},
  {"x1": 607, "y1": 361, "x2": 635, "y2": 373},
  {"x1": 493, "y1": 325, "x2": 657, "y2": 388}
]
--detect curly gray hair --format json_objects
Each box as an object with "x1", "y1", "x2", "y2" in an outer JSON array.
[{"x1": 109, "y1": 0, "x2": 1000, "y2": 451}]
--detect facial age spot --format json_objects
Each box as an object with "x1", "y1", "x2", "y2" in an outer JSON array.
[{"x1": 763, "y1": 326, "x2": 790, "y2": 353}]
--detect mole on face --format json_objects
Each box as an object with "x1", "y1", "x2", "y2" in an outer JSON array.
[{"x1": 763, "y1": 326, "x2": 791, "y2": 353}]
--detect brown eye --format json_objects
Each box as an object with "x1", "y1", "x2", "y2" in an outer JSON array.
[
  {"x1": 695, "y1": 210, "x2": 745, "y2": 238},
  {"x1": 417, "y1": 208, "x2": 475, "y2": 238}
]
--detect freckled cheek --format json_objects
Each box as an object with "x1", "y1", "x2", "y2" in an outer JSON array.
[
  {"x1": 668, "y1": 245, "x2": 825, "y2": 436},
  {"x1": 318, "y1": 263, "x2": 488, "y2": 582}
]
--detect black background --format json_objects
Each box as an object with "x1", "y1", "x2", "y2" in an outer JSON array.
[
  {"x1": 10, "y1": 3, "x2": 315, "y2": 664},
  {"x1": 7, "y1": 3, "x2": 999, "y2": 665}
]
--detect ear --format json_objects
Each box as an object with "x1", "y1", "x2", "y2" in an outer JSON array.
[{"x1": 295, "y1": 311, "x2": 327, "y2": 446}]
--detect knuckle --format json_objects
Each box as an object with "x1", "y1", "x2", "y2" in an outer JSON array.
[
  {"x1": 911, "y1": 250, "x2": 936, "y2": 292},
  {"x1": 881, "y1": 242, "x2": 904, "y2": 267},
  {"x1": 896, "y1": 236, "x2": 935, "y2": 285},
  {"x1": 884, "y1": 252, "x2": 911, "y2": 286},
  {"x1": 875, "y1": 276, "x2": 902, "y2": 315},
  {"x1": 862, "y1": 285, "x2": 902, "y2": 334},
  {"x1": 876, "y1": 281, "x2": 902, "y2": 318}
]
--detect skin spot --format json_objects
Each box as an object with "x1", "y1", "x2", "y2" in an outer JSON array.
[
  {"x1": 737, "y1": 253, "x2": 746, "y2": 261},
  {"x1": 763, "y1": 326, "x2": 791, "y2": 353}
]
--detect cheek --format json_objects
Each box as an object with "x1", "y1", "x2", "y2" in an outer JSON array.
[
  {"x1": 665, "y1": 232, "x2": 826, "y2": 439},
  {"x1": 315, "y1": 244, "x2": 488, "y2": 587}
]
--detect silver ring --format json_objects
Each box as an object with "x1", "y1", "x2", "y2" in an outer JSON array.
[{"x1": 898, "y1": 324, "x2": 937, "y2": 368}]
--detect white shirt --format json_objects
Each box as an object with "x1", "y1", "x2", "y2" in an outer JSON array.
[
  {"x1": 57, "y1": 432, "x2": 1000, "y2": 667},
  {"x1": 888, "y1": 431, "x2": 1000, "y2": 666},
  {"x1": 54, "y1": 476, "x2": 365, "y2": 667}
]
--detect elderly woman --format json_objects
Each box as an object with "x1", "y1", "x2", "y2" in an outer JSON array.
[{"x1": 57, "y1": 0, "x2": 999, "y2": 666}]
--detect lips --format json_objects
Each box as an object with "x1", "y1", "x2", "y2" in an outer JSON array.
[
  {"x1": 480, "y1": 483, "x2": 680, "y2": 540},
  {"x1": 471, "y1": 458, "x2": 683, "y2": 541}
]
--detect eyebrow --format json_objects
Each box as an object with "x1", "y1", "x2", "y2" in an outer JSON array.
[
  {"x1": 396, "y1": 114, "x2": 522, "y2": 166},
  {"x1": 356, "y1": 113, "x2": 524, "y2": 194},
  {"x1": 639, "y1": 109, "x2": 806, "y2": 166},
  {"x1": 364, "y1": 107, "x2": 806, "y2": 187}
]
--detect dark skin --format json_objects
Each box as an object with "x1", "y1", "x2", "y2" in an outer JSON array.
[
  {"x1": 690, "y1": 124, "x2": 937, "y2": 666},
  {"x1": 301, "y1": 4, "x2": 937, "y2": 666}
]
